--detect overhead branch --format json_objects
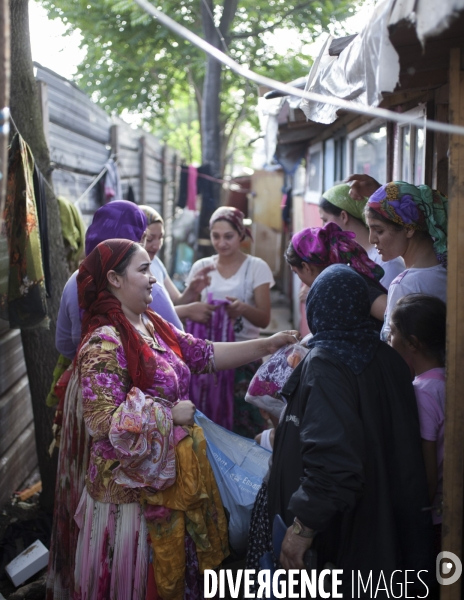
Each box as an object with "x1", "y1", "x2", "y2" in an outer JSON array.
[
  {"x1": 219, "y1": 0, "x2": 239, "y2": 43},
  {"x1": 230, "y1": 1, "x2": 316, "y2": 39}
]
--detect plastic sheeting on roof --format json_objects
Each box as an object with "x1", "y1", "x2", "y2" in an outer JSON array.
[
  {"x1": 299, "y1": 0, "x2": 399, "y2": 124},
  {"x1": 389, "y1": 0, "x2": 464, "y2": 43},
  {"x1": 299, "y1": 0, "x2": 464, "y2": 125}
]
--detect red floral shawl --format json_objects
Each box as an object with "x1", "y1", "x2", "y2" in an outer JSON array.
[{"x1": 77, "y1": 239, "x2": 182, "y2": 391}]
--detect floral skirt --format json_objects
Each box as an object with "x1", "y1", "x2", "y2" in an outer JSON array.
[
  {"x1": 73, "y1": 490, "x2": 205, "y2": 600},
  {"x1": 74, "y1": 491, "x2": 149, "y2": 600},
  {"x1": 46, "y1": 370, "x2": 90, "y2": 600}
]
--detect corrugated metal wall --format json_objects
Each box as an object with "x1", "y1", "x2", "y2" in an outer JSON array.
[{"x1": 0, "y1": 65, "x2": 180, "y2": 506}]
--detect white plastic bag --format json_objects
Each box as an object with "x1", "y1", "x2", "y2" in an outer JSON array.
[{"x1": 194, "y1": 410, "x2": 270, "y2": 553}]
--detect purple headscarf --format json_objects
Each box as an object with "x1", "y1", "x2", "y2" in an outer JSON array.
[
  {"x1": 291, "y1": 222, "x2": 385, "y2": 286},
  {"x1": 85, "y1": 200, "x2": 147, "y2": 256}
]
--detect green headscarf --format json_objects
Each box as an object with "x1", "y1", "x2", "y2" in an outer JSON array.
[{"x1": 322, "y1": 183, "x2": 367, "y2": 223}]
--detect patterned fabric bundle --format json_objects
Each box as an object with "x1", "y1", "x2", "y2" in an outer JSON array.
[
  {"x1": 1, "y1": 134, "x2": 48, "y2": 328},
  {"x1": 209, "y1": 206, "x2": 253, "y2": 240},
  {"x1": 77, "y1": 239, "x2": 182, "y2": 390},
  {"x1": 367, "y1": 181, "x2": 448, "y2": 258},
  {"x1": 292, "y1": 222, "x2": 385, "y2": 286},
  {"x1": 142, "y1": 425, "x2": 229, "y2": 600},
  {"x1": 305, "y1": 264, "x2": 380, "y2": 374},
  {"x1": 185, "y1": 300, "x2": 235, "y2": 430}
]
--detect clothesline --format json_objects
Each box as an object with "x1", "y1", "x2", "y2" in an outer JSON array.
[
  {"x1": 133, "y1": 0, "x2": 464, "y2": 138},
  {"x1": 180, "y1": 166, "x2": 249, "y2": 193}
]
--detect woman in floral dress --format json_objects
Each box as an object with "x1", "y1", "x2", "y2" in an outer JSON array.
[{"x1": 63, "y1": 238, "x2": 297, "y2": 600}]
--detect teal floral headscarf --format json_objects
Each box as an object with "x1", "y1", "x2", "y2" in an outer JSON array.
[{"x1": 367, "y1": 182, "x2": 448, "y2": 257}]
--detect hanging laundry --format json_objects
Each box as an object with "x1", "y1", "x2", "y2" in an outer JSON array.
[
  {"x1": 33, "y1": 165, "x2": 51, "y2": 296},
  {"x1": 57, "y1": 196, "x2": 86, "y2": 271},
  {"x1": 102, "y1": 158, "x2": 122, "y2": 203},
  {"x1": 187, "y1": 165, "x2": 198, "y2": 210},
  {"x1": 1, "y1": 134, "x2": 48, "y2": 328},
  {"x1": 197, "y1": 164, "x2": 217, "y2": 242},
  {"x1": 177, "y1": 162, "x2": 188, "y2": 208},
  {"x1": 126, "y1": 185, "x2": 136, "y2": 204},
  {"x1": 281, "y1": 188, "x2": 292, "y2": 230}
]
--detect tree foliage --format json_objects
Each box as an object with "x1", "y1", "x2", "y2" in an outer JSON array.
[{"x1": 40, "y1": 0, "x2": 358, "y2": 170}]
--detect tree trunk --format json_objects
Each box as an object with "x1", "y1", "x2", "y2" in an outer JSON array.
[
  {"x1": 200, "y1": 0, "x2": 222, "y2": 181},
  {"x1": 0, "y1": 0, "x2": 10, "y2": 218},
  {"x1": 10, "y1": 0, "x2": 68, "y2": 510}
]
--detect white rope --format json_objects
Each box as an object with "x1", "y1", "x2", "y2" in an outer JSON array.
[
  {"x1": 132, "y1": 0, "x2": 464, "y2": 137},
  {"x1": 74, "y1": 165, "x2": 108, "y2": 207}
]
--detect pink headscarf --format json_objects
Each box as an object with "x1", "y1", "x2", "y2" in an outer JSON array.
[
  {"x1": 291, "y1": 222, "x2": 385, "y2": 286},
  {"x1": 209, "y1": 206, "x2": 253, "y2": 241}
]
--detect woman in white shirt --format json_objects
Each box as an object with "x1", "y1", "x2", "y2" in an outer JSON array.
[
  {"x1": 365, "y1": 182, "x2": 448, "y2": 341},
  {"x1": 183, "y1": 206, "x2": 274, "y2": 438}
]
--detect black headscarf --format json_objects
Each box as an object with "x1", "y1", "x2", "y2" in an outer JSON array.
[{"x1": 305, "y1": 264, "x2": 380, "y2": 374}]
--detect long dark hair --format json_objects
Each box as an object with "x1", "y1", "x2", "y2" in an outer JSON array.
[{"x1": 391, "y1": 294, "x2": 446, "y2": 365}]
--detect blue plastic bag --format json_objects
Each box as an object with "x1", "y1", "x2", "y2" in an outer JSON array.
[{"x1": 194, "y1": 410, "x2": 271, "y2": 553}]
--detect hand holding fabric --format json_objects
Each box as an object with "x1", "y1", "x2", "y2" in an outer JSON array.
[
  {"x1": 265, "y1": 330, "x2": 301, "y2": 356},
  {"x1": 225, "y1": 296, "x2": 245, "y2": 319},
  {"x1": 186, "y1": 301, "x2": 216, "y2": 323},
  {"x1": 171, "y1": 400, "x2": 196, "y2": 426}
]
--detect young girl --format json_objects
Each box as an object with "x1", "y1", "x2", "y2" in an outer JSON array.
[{"x1": 389, "y1": 293, "x2": 446, "y2": 547}]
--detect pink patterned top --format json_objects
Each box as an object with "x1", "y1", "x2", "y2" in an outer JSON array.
[{"x1": 77, "y1": 320, "x2": 215, "y2": 504}]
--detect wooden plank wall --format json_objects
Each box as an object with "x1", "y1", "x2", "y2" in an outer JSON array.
[
  {"x1": 34, "y1": 63, "x2": 175, "y2": 226},
  {"x1": 0, "y1": 238, "x2": 37, "y2": 506}
]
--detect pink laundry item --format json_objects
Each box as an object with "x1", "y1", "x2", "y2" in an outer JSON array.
[
  {"x1": 187, "y1": 166, "x2": 198, "y2": 210},
  {"x1": 413, "y1": 367, "x2": 445, "y2": 524}
]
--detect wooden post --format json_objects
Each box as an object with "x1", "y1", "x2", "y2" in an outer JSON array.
[
  {"x1": 139, "y1": 136, "x2": 146, "y2": 205},
  {"x1": 0, "y1": 0, "x2": 10, "y2": 220},
  {"x1": 110, "y1": 124, "x2": 119, "y2": 159},
  {"x1": 441, "y1": 47, "x2": 464, "y2": 600}
]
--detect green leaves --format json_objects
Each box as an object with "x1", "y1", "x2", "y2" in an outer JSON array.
[{"x1": 38, "y1": 0, "x2": 358, "y2": 162}]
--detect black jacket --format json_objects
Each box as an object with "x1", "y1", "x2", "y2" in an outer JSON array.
[{"x1": 267, "y1": 343, "x2": 435, "y2": 596}]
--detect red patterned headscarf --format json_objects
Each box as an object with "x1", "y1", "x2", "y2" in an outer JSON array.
[
  {"x1": 77, "y1": 239, "x2": 182, "y2": 391},
  {"x1": 209, "y1": 206, "x2": 253, "y2": 240}
]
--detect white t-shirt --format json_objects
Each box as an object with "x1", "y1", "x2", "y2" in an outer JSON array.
[
  {"x1": 381, "y1": 265, "x2": 447, "y2": 341},
  {"x1": 186, "y1": 255, "x2": 275, "y2": 341},
  {"x1": 367, "y1": 247, "x2": 405, "y2": 289},
  {"x1": 150, "y1": 255, "x2": 168, "y2": 284}
]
